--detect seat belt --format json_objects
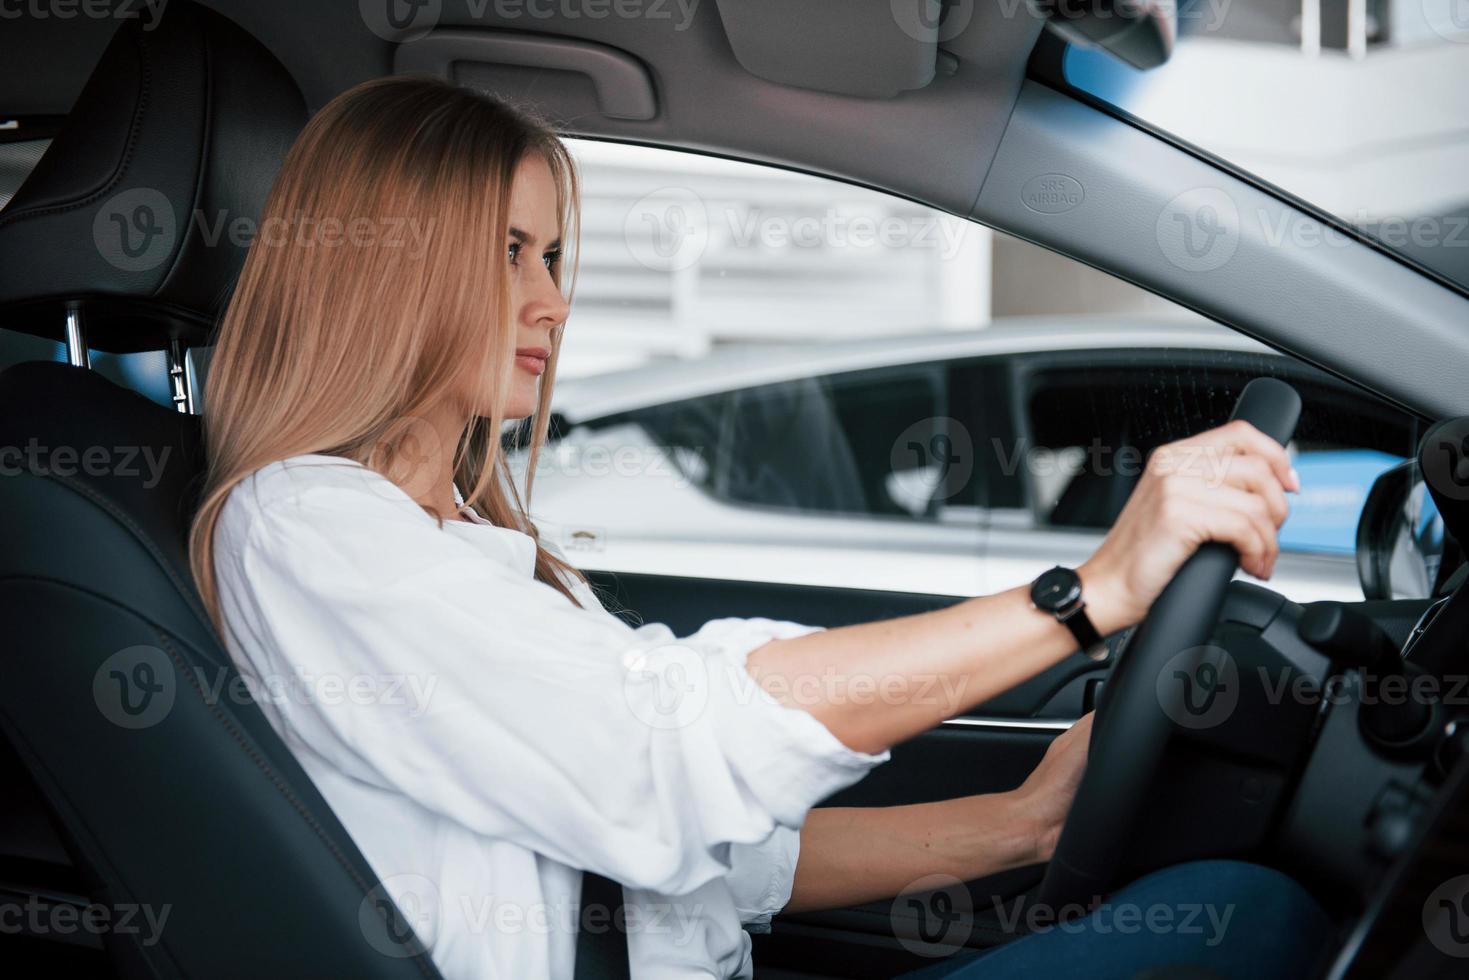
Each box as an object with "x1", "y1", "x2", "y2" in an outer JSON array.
[{"x1": 574, "y1": 871, "x2": 630, "y2": 979}]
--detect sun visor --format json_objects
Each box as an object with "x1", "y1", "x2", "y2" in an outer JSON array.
[
  {"x1": 714, "y1": 0, "x2": 952, "y2": 99},
  {"x1": 394, "y1": 32, "x2": 658, "y2": 123}
]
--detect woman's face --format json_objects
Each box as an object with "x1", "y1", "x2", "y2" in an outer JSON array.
[{"x1": 496, "y1": 153, "x2": 571, "y2": 420}]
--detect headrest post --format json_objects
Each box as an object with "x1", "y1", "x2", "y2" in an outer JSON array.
[
  {"x1": 168, "y1": 339, "x2": 193, "y2": 414},
  {"x1": 63, "y1": 304, "x2": 90, "y2": 369}
]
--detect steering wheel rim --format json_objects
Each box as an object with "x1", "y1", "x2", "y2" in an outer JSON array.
[{"x1": 1035, "y1": 377, "x2": 1302, "y2": 912}]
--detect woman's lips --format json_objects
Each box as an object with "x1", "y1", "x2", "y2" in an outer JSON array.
[{"x1": 515, "y1": 347, "x2": 549, "y2": 376}]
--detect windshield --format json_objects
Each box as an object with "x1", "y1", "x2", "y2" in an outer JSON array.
[{"x1": 1063, "y1": 0, "x2": 1469, "y2": 292}]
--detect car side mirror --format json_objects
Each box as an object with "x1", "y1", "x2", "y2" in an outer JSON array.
[{"x1": 1356, "y1": 459, "x2": 1445, "y2": 600}]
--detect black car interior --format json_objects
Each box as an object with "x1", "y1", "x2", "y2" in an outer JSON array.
[
  {"x1": 0, "y1": 7, "x2": 439, "y2": 978},
  {"x1": 2, "y1": 4, "x2": 1468, "y2": 979}
]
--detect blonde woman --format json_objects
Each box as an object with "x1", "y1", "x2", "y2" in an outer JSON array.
[{"x1": 190, "y1": 77, "x2": 1328, "y2": 980}]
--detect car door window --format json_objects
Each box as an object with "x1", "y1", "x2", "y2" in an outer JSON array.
[
  {"x1": 521, "y1": 139, "x2": 1430, "y2": 598},
  {"x1": 612, "y1": 363, "x2": 950, "y2": 521},
  {"x1": 1007, "y1": 350, "x2": 1423, "y2": 556}
]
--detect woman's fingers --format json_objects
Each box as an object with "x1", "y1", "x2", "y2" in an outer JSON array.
[
  {"x1": 1164, "y1": 476, "x2": 1281, "y2": 579},
  {"x1": 1216, "y1": 451, "x2": 1291, "y2": 527},
  {"x1": 1212, "y1": 486, "x2": 1280, "y2": 578},
  {"x1": 1177, "y1": 418, "x2": 1299, "y2": 492},
  {"x1": 1080, "y1": 417, "x2": 1301, "y2": 629}
]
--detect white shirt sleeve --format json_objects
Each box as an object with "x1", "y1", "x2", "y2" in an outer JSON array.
[
  {"x1": 726, "y1": 826, "x2": 801, "y2": 933},
  {"x1": 214, "y1": 461, "x2": 887, "y2": 900}
]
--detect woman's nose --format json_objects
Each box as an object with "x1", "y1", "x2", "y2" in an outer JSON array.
[{"x1": 526, "y1": 268, "x2": 570, "y2": 326}]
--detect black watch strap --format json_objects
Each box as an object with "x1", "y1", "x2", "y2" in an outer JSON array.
[{"x1": 1057, "y1": 603, "x2": 1107, "y2": 660}]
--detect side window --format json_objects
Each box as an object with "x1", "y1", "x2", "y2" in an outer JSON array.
[
  {"x1": 617, "y1": 365, "x2": 948, "y2": 520},
  {"x1": 1013, "y1": 351, "x2": 1421, "y2": 556},
  {"x1": 523, "y1": 139, "x2": 1427, "y2": 599}
]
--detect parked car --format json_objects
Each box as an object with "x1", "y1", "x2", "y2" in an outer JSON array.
[{"x1": 516, "y1": 317, "x2": 1424, "y2": 602}]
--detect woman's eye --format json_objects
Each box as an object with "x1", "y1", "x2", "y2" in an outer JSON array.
[
  {"x1": 543, "y1": 250, "x2": 561, "y2": 271},
  {"x1": 507, "y1": 242, "x2": 521, "y2": 266}
]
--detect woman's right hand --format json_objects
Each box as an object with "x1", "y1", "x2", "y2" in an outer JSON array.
[{"x1": 1078, "y1": 419, "x2": 1300, "y2": 635}]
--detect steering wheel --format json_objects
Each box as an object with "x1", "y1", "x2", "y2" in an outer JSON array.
[{"x1": 1036, "y1": 377, "x2": 1302, "y2": 911}]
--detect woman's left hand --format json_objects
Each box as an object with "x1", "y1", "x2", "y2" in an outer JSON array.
[{"x1": 1011, "y1": 712, "x2": 1094, "y2": 863}]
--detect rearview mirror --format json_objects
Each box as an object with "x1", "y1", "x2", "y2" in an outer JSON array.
[
  {"x1": 1356, "y1": 460, "x2": 1445, "y2": 600},
  {"x1": 1033, "y1": 0, "x2": 1177, "y2": 70}
]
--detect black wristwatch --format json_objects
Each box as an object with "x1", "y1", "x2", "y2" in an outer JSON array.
[{"x1": 1029, "y1": 566, "x2": 1109, "y2": 662}]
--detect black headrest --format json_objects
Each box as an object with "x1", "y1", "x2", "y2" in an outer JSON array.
[{"x1": 0, "y1": 2, "x2": 306, "y2": 353}]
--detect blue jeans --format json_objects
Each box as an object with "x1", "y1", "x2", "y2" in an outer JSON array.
[{"x1": 898, "y1": 860, "x2": 1333, "y2": 980}]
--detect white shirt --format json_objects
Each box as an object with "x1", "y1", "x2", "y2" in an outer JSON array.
[{"x1": 212, "y1": 453, "x2": 888, "y2": 979}]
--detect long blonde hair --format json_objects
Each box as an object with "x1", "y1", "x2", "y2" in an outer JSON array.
[{"x1": 189, "y1": 75, "x2": 588, "y2": 630}]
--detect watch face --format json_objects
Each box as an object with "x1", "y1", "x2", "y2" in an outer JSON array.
[{"x1": 1031, "y1": 566, "x2": 1082, "y2": 613}]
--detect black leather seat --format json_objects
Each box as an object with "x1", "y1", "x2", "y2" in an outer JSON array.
[{"x1": 0, "y1": 6, "x2": 445, "y2": 978}]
